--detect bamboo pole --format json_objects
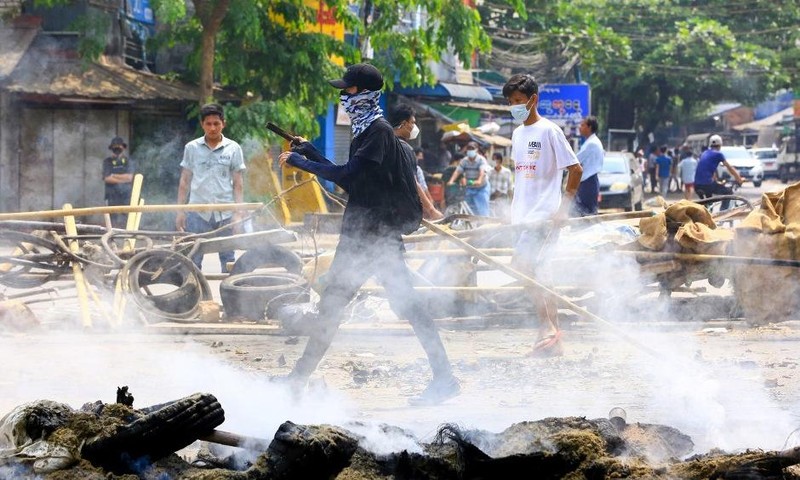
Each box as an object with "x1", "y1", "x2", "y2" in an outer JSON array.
[
  {"x1": 420, "y1": 219, "x2": 665, "y2": 359},
  {"x1": 404, "y1": 210, "x2": 655, "y2": 244},
  {"x1": 404, "y1": 248, "x2": 515, "y2": 258},
  {"x1": 63, "y1": 204, "x2": 92, "y2": 329},
  {"x1": 116, "y1": 176, "x2": 145, "y2": 326},
  {"x1": 124, "y1": 174, "x2": 144, "y2": 247},
  {"x1": 361, "y1": 286, "x2": 525, "y2": 293},
  {"x1": 617, "y1": 250, "x2": 800, "y2": 268},
  {"x1": 0, "y1": 202, "x2": 264, "y2": 221}
]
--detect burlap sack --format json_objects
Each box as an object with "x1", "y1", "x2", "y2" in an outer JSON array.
[
  {"x1": 732, "y1": 182, "x2": 800, "y2": 324},
  {"x1": 638, "y1": 200, "x2": 732, "y2": 253}
]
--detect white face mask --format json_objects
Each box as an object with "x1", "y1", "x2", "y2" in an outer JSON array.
[
  {"x1": 510, "y1": 95, "x2": 535, "y2": 123},
  {"x1": 510, "y1": 104, "x2": 531, "y2": 123},
  {"x1": 466, "y1": 150, "x2": 477, "y2": 159},
  {"x1": 409, "y1": 123, "x2": 420, "y2": 140}
]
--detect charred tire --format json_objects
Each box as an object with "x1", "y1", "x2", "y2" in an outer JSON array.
[
  {"x1": 82, "y1": 393, "x2": 224, "y2": 474},
  {"x1": 229, "y1": 244, "x2": 303, "y2": 275},
  {"x1": 120, "y1": 250, "x2": 212, "y2": 323},
  {"x1": 220, "y1": 272, "x2": 309, "y2": 321}
]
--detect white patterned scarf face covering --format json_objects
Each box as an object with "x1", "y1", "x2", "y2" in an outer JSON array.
[{"x1": 340, "y1": 89, "x2": 383, "y2": 137}]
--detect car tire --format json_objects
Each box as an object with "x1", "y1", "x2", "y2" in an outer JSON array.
[
  {"x1": 229, "y1": 244, "x2": 303, "y2": 275},
  {"x1": 753, "y1": 180, "x2": 762, "y2": 188},
  {"x1": 220, "y1": 272, "x2": 309, "y2": 321},
  {"x1": 634, "y1": 201, "x2": 643, "y2": 211}
]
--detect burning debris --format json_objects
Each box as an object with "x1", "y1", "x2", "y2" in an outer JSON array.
[{"x1": 1, "y1": 391, "x2": 798, "y2": 479}]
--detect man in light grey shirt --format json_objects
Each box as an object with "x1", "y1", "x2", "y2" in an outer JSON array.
[
  {"x1": 574, "y1": 116, "x2": 604, "y2": 216},
  {"x1": 176, "y1": 103, "x2": 246, "y2": 272}
]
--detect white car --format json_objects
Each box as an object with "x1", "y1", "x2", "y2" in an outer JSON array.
[
  {"x1": 717, "y1": 146, "x2": 764, "y2": 187},
  {"x1": 598, "y1": 151, "x2": 644, "y2": 211},
  {"x1": 749, "y1": 147, "x2": 779, "y2": 178}
]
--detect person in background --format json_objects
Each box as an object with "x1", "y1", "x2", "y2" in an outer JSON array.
[
  {"x1": 634, "y1": 149, "x2": 647, "y2": 188},
  {"x1": 488, "y1": 152, "x2": 513, "y2": 219},
  {"x1": 669, "y1": 146, "x2": 682, "y2": 193},
  {"x1": 446, "y1": 141, "x2": 491, "y2": 216},
  {"x1": 389, "y1": 104, "x2": 443, "y2": 220},
  {"x1": 442, "y1": 153, "x2": 464, "y2": 210},
  {"x1": 103, "y1": 136, "x2": 135, "y2": 228},
  {"x1": 573, "y1": 116, "x2": 604, "y2": 216},
  {"x1": 654, "y1": 145, "x2": 672, "y2": 198},
  {"x1": 278, "y1": 63, "x2": 459, "y2": 405},
  {"x1": 694, "y1": 134, "x2": 743, "y2": 210},
  {"x1": 677, "y1": 150, "x2": 698, "y2": 200},
  {"x1": 176, "y1": 103, "x2": 245, "y2": 272},
  {"x1": 502, "y1": 73, "x2": 583, "y2": 357},
  {"x1": 646, "y1": 148, "x2": 659, "y2": 193}
]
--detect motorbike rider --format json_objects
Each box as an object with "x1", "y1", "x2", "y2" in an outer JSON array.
[{"x1": 694, "y1": 134, "x2": 743, "y2": 210}]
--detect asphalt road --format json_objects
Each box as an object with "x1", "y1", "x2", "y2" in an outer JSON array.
[{"x1": 2, "y1": 177, "x2": 799, "y2": 462}]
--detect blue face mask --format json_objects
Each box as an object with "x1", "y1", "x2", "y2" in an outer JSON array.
[{"x1": 510, "y1": 103, "x2": 532, "y2": 123}]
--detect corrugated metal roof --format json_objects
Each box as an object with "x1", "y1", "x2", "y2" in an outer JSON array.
[
  {"x1": 0, "y1": 20, "x2": 39, "y2": 79},
  {"x1": 2, "y1": 34, "x2": 216, "y2": 102},
  {"x1": 733, "y1": 107, "x2": 794, "y2": 132}
]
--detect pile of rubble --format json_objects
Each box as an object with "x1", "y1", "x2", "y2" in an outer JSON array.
[{"x1": 2, "y1": 393, "x2": 799, "y2": 479}]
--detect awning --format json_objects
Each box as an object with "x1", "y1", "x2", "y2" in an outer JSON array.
[
  {"x1": 441, "y1": 122, "x2": 512, "y2": 148},
  {"x1": 733, "y1": 107, "x2": 794, "y2": 132},
  {"x1": 439, "y1": 82, "x2": 493, "y2": 102},
  {"x1": 393, "y1": 82, "x2": 492, "y2": 102},
  {"x1": 445, "y1": 101, "x2": 512, "y2": 113}
]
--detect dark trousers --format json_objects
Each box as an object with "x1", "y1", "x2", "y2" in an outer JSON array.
[
  {"x1": 290, "y1": 235, "x2": 453, "y2": 383},
  {"x1": 695, "y1": 183, "x2": 734, "y2": 210},
  {"x1": 185, "y1": 212, "x2": 235, "y2": 272},
  {"x1": 574, "y1": 174, "x2": 599, "y2": 216},
  {"x1": 106, "y1": 191, "x2": 131, "y2": 229}
]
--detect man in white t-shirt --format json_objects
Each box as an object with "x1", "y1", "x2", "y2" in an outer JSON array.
[{"x1": 502, "y1": 73, "x2": 583, "y2": 357}]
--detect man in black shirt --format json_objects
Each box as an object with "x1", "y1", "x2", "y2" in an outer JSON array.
[
  {"x1": 102, "y1": 136, "x2": 135, "y2": 228},
  {"x1": 278, "y1": 63, "x2": 460, "y2": 405}
]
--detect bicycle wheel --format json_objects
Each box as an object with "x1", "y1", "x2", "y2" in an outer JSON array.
[{"x1": 0, "y1": 231, "x2": 70, "y2": 288}]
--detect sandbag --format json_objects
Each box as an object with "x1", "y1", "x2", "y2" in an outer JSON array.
[{"x1": 733, "y1": 183, "x2": 800, "y2": 324}]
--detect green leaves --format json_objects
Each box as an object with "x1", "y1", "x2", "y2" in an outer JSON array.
[{"x1": 481, "y1": 0, "x2": 798, "y2": 137}]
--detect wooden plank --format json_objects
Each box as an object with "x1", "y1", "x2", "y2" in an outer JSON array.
[{"x1": 19, "y1": 108, "x2": 54, "y2": 213}]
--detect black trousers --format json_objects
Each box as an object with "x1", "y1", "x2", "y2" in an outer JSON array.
[
  {"x1": 574, "y1": 174, "x2": 599, "y2": 216},
  {"x1": 106, "y1": 191, "x2": 131, "y2": 228},
  {"x1": 695, "y1": 182, "x2": 734, "y2": 210},
  {"x1": 290, "y1": 234, "x2": 453, "y2": 383}
]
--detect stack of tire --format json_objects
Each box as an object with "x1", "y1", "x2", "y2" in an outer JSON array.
[{"x1": 220, "y1": 245, "x2": 310, "y2": 321}]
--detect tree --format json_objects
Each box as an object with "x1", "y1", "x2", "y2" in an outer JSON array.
[
  {"x1": 150, "y1": 0, "x2": 520, "y2": 141},
  {"x1": 478, "y1": 0, "x2": 800, "y2": 143}
]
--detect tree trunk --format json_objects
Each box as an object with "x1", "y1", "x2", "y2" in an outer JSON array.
[
  {"x1": 195, "y1": 0, "x2": 232, "y2": 105},
  {"x1": 200, "y1": 28, "x2": 216, "y2": 104}
]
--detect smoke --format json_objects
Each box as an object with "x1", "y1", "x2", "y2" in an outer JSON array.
[
  {"x1": 0, "y1": 332, "x2": 353, "y2": 443},
  {"x1": 532, "y1": 223, "x2": 800, "y2": 454}
]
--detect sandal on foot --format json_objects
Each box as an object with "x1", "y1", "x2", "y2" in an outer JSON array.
[{"x1": 527, "y1": 331, "x2": 564, "y2": 358}]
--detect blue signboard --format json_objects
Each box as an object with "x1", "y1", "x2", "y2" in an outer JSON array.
[
  {"x1": 537, "y1": 83, "x2": 591, "y2": 126},
  {"x1": 126, "y1": 0, "x2": 154, "y2": 24}
]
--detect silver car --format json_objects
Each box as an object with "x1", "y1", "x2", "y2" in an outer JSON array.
[
  {"x1": 749, "y1": 147, "x2": 779, "y2": 179},
  {"x1": 598, "y1": 151, "x2": 644, "y2": 211},
  {"x1": 717, "y1": 146, "x2": 764, "y2": 187}
]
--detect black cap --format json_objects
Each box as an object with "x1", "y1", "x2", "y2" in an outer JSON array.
[
  {"x1": 329, "y1": 63, "x2": 384, "y2": 91},
  {"x1": 109, "y1": 136, "x2": 127, "y2": 148}
]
